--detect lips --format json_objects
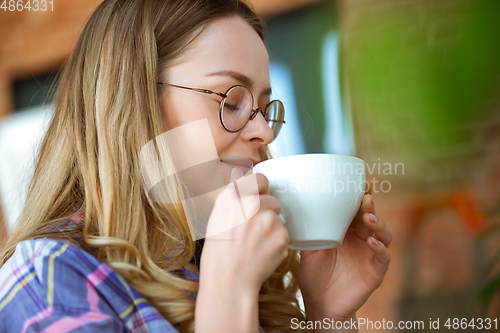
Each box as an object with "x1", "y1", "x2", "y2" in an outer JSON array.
[
  {"x1": 219, "y1": 156, "x2": 261, "y2": 167},
  {"x1": 249, "y1": 158, "x2": 261, "y2": 167}
]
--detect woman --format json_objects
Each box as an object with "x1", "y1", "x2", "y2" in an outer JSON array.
[{"x1": 0, "y1": 0, "x2": 392, "y2": 332}]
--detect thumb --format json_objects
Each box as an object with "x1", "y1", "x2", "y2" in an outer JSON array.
[{"x1": 230, "y1": 167, "x2": 244, "y2": 183}]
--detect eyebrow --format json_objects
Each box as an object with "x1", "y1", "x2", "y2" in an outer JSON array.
[{"x1": 205, "y1": 70, "x2": 272, "y2": 96}]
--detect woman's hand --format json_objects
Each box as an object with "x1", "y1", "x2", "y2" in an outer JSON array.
[
  {"x1": 298, "y1": 179, "x2": 392, "y2": 326},
  {"x1": 200, "y1": 168, "x2": 289, "y2": 290},
  {"x1": 196, "y1": 169, "x2": 289, "y2": 333}
]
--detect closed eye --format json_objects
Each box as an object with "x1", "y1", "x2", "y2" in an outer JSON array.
[{"x1": 224, "y1": 103, "x2": 239, "y2": 112}]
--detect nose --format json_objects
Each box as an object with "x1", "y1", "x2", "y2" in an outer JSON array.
[{"x1": 240, "y1": 106, "x2": 274, "y2": 144}]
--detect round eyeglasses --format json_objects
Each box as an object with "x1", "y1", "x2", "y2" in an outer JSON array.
[{"x1": 157, "y1": 82, "x2": 285, "y2": 141}]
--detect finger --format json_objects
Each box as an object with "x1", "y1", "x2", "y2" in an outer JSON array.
[
  {"x1": 254, "y1": 173, "x2": 270, "y2": 195},
  {"x1": 365, "y1": 178, "x2": 373, "y2": 195},
  {"x1": 233, "y1": 169, "x2": 270, "y2": 195},
  {"x1": 367, "y1": 236, "x2": 391, "y2": 277},
  {"x1": 258, "y1": 194, "x2": 281, "y2": 215},
  {"x1": 364, "y1": 213, "x2": 392, "y2": 248},
  {"x1": 354, "y1": 194, "x2": 376, "y2": 240},
  {"x1": 354, "y1": 193, "x2": 375, "y2": 222}
]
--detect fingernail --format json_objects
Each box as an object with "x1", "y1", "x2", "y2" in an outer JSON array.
[
  {"x1": 371, "y1": 237, "x2": 379, "y2": 245},
  {"x1": 369, "y1": 213, "x2": 378, "y2": 223},
  {"x1": 369, "y1": 194, "x2": 374, "y2": 205}
]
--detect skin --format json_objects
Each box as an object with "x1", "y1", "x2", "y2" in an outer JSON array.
[{"x1": 159, "y1": 16, "x2": 392, "y2": 333}]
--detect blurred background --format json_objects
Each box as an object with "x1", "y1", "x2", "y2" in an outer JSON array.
[{"x1": 1, "y1": 0, "x2": 499, "y2": 331}]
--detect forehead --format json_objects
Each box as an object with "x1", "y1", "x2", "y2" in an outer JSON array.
[{"x1": 167, "y1": 16, "x2": 270, "y2": 84}]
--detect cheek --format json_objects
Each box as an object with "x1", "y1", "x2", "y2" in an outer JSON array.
[
  {"x1": 211, "y1": 129, "x2": 238, "y2": 156},
  {"x1": 160, "y1": 93, "x2": 194, "y2": 130},
  {"x1": 160, "y1": 92, "x2": 206, "y2": 130},
  {"x1": 160, "y1": 92, "x2": 234, "y2": 154},
  {"x1": 204, "y1": 114, "x2": 239, "y2": 155}
]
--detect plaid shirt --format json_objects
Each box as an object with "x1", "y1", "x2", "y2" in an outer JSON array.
[
  {"x1": 0, "y1": 238, "x2": 268, "y2": 332},
  {"x1": 0, "y1": 238, "x2": 192, "y2": 332}
]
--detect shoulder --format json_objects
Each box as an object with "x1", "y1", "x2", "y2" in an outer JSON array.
[
  {"x1": 0, "y1": 238, "x2": 179, "y2": 332},
  {"x1": 0, "y1": 238, "x2": 76, "y2": 303},
  {"x1": 0, "y1": 238, "x2": 104, "y2": 295}
]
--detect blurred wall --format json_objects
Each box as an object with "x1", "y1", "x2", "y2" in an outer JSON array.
[
  {"x1": 0, "y1": 0, "x2": 103, "y2": 118},
  {"x1": 0, "y1": 0, "x2": 323, "y2": 118}
]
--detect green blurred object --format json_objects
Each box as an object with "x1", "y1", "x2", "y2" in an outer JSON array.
[{"x1": 342, "y1": 0, "x2": 500, "y2": 186}]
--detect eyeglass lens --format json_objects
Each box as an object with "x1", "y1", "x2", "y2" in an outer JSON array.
[{"x1": 221, "y1": 86, "x2": 285, "y2": 138}]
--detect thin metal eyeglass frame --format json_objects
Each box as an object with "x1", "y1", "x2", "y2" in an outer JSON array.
[{"x1": 156, "y1": 82, "x2": 285, "y2": 136}]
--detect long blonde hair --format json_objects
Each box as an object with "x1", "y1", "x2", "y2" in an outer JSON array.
[{"x1": 1, "y1": 0, "x2": 310, "y2": 331}]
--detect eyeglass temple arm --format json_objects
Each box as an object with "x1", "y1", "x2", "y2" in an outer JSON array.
[{"x1": 157, "y1": 82, "x2": 226, "y2": 98}]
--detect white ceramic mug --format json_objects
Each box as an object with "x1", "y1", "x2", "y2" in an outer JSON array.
[{"x1": 253, "y1": 154, "x2": 366, "y2": 250}]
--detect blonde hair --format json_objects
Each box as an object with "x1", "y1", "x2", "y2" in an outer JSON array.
[{"x1": 1, "y1": 0, "x2": 310, "y2": 332}]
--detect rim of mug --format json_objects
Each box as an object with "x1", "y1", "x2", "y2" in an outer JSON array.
[{"x1": 256, "y1": 153, "x2": 365, "y2": 167}]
